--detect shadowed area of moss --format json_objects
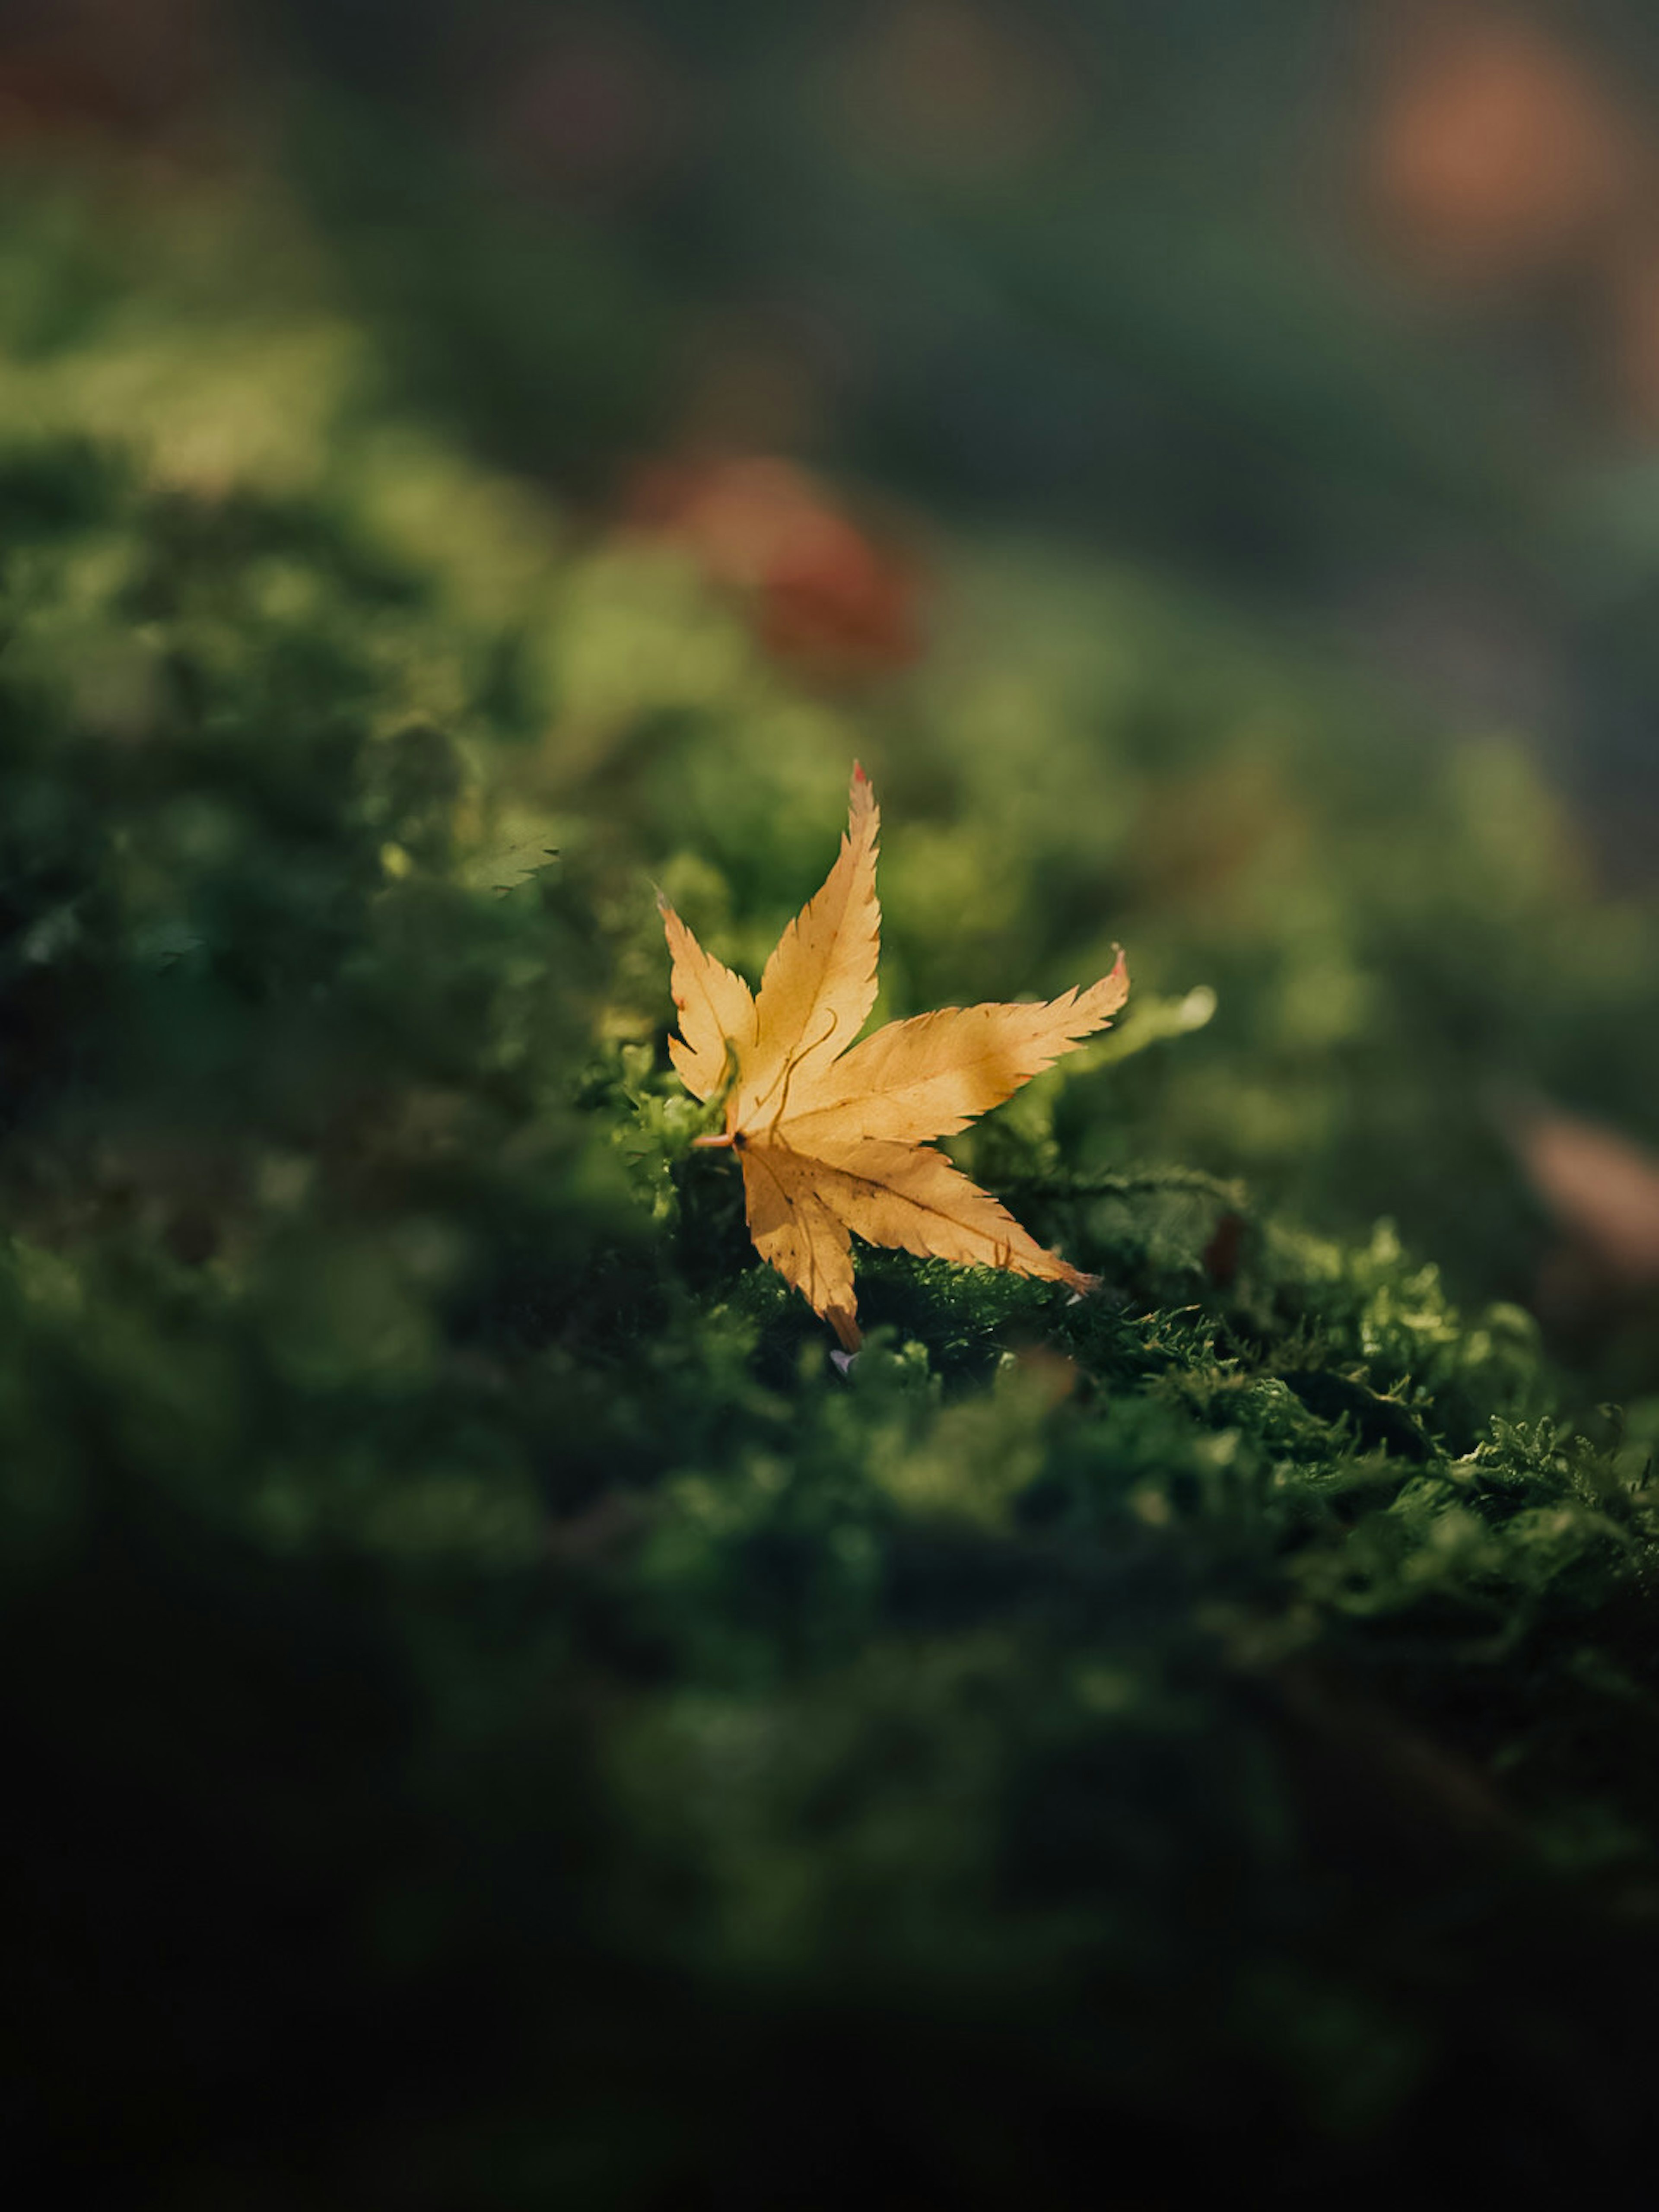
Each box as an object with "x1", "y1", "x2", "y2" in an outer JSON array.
[{"x1": 5, "y1": 173, "x2": 1659, "y2": 2205}]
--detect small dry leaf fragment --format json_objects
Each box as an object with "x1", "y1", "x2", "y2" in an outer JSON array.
[
  {"x1": 1505, "y1": 1097, "x2": 1659, "y2": 1291},
  {"x1": 661, "y1": 764, "x2": 1128, "y2": 1348}
]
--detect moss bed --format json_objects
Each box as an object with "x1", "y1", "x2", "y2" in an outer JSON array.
[{"x1": 6, "y1": 176, "x2": 1659, "y2": 2206}]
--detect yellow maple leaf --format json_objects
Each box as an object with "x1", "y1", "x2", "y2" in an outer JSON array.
[{"x1": 659, "y1": 764, "x2": 1129, "y2": 1351}]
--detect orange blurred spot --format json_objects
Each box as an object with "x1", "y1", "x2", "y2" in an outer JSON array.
[
  {"x1": 1370, "y1": 6, "x2": 1644, "y2": 284},
  {"x1": 624, "y1": 455, "x2": 925, "y2": 678}
]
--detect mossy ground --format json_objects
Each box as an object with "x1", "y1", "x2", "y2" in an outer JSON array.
[{"x1": 6, "y1": 175, "x2": 1659, "y2": 2206}]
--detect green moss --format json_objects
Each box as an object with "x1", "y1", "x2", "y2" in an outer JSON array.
[{"x1": 5, "y1": 172, "x2": 1659, "y2": 2204}]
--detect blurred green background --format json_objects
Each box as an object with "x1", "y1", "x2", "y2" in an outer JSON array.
[
  {"x1": 31, "y1": 0, "x2": 1659, "y2": 833},
  {"x1": 7, "y1": 2, "x2": 1659, "y2": 2203}
]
